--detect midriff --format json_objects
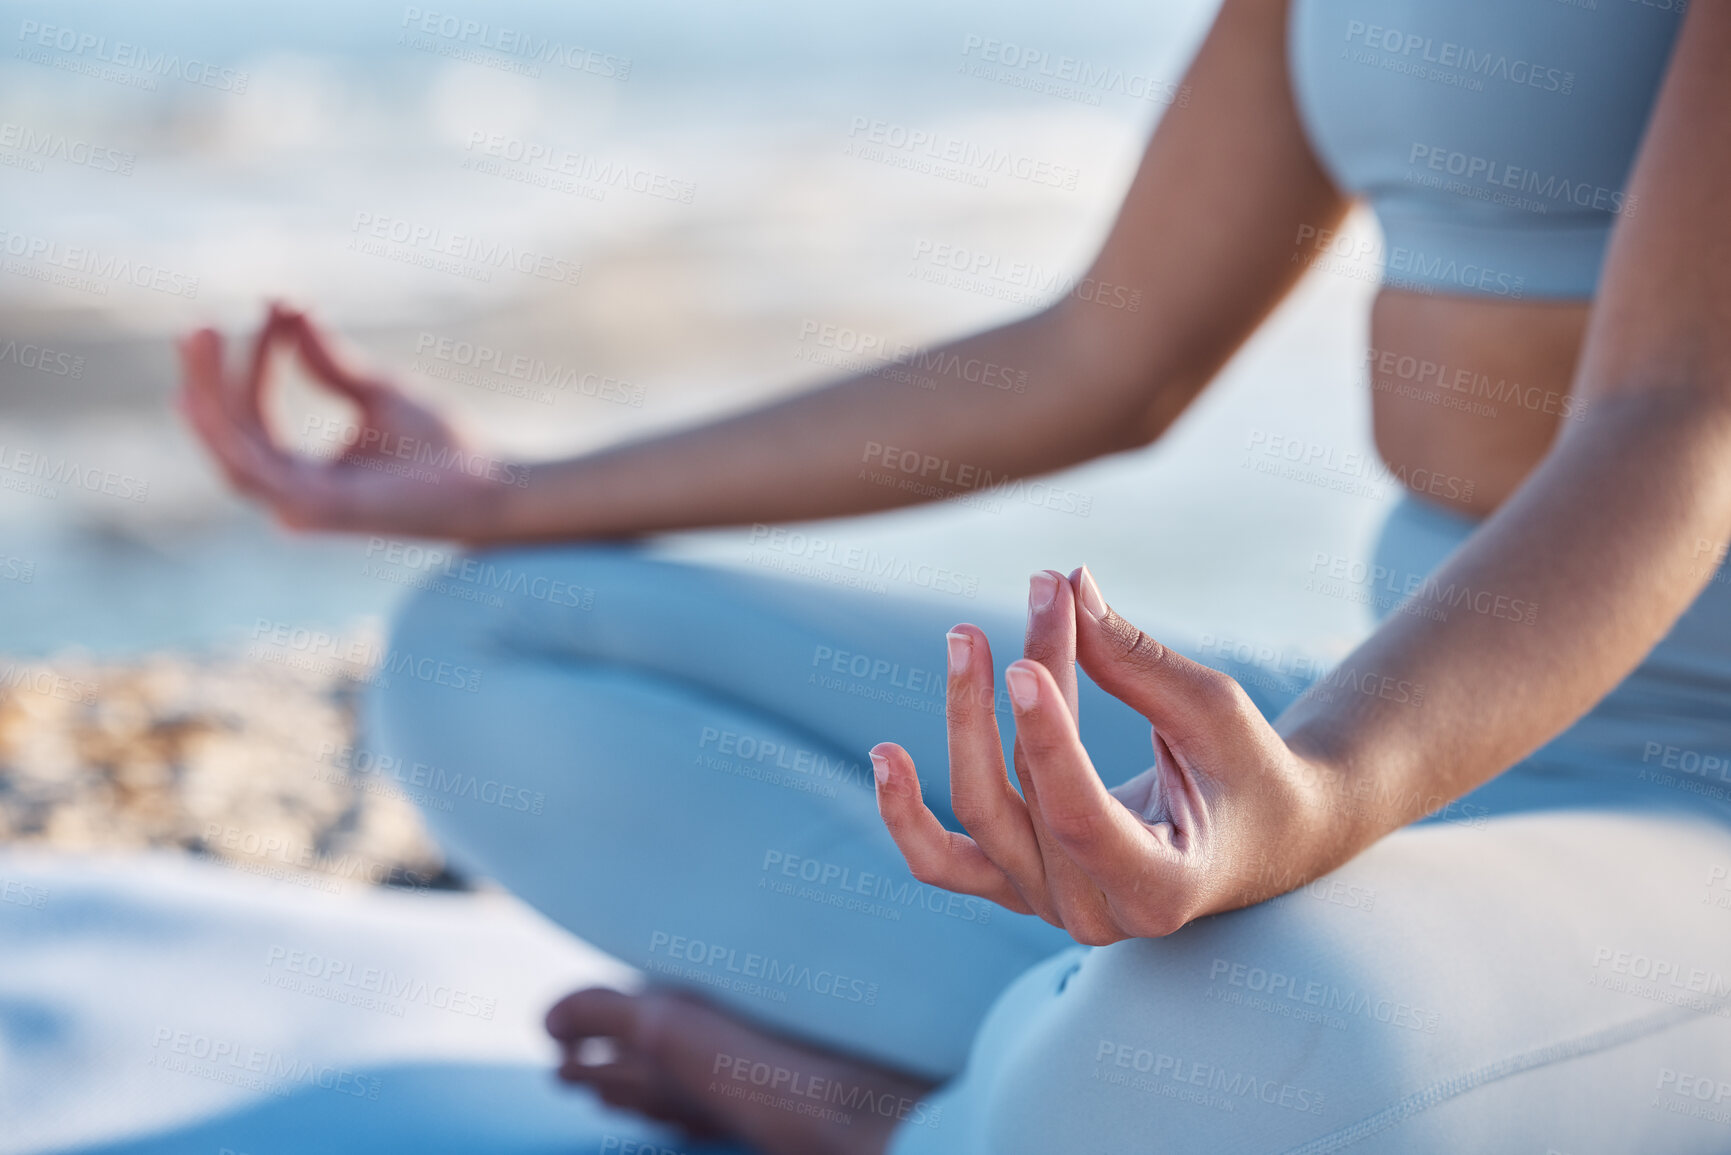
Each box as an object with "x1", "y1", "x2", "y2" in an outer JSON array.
[{"x1": 1368, "y1": 289, "x2": 1592, "y2": 518}]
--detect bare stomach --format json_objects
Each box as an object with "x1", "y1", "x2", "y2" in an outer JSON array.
[{"x1": 1368, "y1": 290, "x2": 1592, "y2": 518}]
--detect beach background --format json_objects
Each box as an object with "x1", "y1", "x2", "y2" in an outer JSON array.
[{"x1": 0, "y1": 1, "x2": 1398, "y2": 1148}]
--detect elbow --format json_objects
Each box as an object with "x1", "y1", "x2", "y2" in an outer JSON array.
[
  {"x1": 1044, "y1": 300, "x2": 1210, "y2": 456},
  {"x1": 1095, "y1": 377, "x2": 1203, "y2": 454}
]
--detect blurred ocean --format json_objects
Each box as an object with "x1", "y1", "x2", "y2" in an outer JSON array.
[{"x1": 0, "y1": 0, "x2": 1389, "y2": 665}]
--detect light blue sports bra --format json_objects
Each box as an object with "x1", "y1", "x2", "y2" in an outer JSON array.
[{"x1": 1288, "y1": 0, "x2": 1685, "y2": 299}]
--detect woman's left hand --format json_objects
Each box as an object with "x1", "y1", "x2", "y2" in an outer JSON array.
[{"x1": 871, "y1": 567, "x2": 1338, "y2": 945}]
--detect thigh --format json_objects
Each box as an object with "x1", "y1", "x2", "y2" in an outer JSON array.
[
  {"x1": 890, "y1": 808, "x2": 1731, "y2": 1154},
  {"x1": 376, "y1": 543, "x2": 1196, "y2": 820}
]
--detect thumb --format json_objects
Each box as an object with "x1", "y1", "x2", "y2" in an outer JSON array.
[{"x1": 1069, "y1": 566, "x2": 1245, "y2": 737}]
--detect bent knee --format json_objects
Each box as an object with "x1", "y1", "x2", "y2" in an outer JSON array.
[
  {"x1": 371, "y1": 542, "x2": 636, "y2": 670},
  {"x1": 967, "y1": 911, "x2": 1438, "y2": 1153}
]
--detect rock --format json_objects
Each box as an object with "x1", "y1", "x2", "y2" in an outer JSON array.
[{"x1": 0, "y1": 647, "x2": 456, "y2": 890}]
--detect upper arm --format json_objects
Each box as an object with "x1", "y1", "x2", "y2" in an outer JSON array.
[
  {"x1": 1056, "y1": 0, "x2": 1350, "y2": 445},
  {"x1": 1574, "y1": 2, "x2": 1731, "y2": 409}
]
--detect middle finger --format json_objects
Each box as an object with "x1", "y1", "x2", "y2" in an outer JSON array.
[
  {"x1": 943, "y1": 623, "x2": 1046, "y2": 904},
  {"x1": 1013, "y1": 570, "x2": 1108, "y2": 926}
]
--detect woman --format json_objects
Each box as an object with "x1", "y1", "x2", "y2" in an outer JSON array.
[{"x1": 180, "y1": 0, "x2": 1731, "y2": 1150}]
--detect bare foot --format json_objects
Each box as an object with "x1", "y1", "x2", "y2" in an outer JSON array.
[{"x1": 545, "y1": 987, "x2": 941, "y2": 1155}]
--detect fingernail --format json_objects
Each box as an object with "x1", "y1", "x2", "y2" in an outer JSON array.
[
  {"x1": 1005, "y1": 666, "x2": 1039, "y2": 712},
  {"x1": 870, "y1": 753, "x2": 889, "y2": 786},
  {"x1": 1029, "y1": 571, "x2": 1058, "y2": 611},
  {"x1": 1077, "y1": 566, "x2": 1108, "y2": 619},
  {"x1": 945, "y1": 631, "x2": 972, "y2": 676}
]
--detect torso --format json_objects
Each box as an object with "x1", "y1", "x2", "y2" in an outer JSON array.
[
  {"x1": 1284, "y1": 0, "x2": 1686, "y2": 518},
  {"x1": 1369, "y1": 291, "x2": 1587, "y2": 518}
]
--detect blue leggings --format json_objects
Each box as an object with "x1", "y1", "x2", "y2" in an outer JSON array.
[{"x1": 365, "y1": 516, "x2": 1731, "y2": 1152}]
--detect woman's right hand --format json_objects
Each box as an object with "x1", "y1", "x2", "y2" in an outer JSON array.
[{"x1": 178, "y1": 304, "x2": 520, "y2": 542}]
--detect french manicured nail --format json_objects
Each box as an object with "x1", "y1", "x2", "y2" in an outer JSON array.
[
  {"x1": 870, "y1": 753, "x2": 890, "y2": 786},
  {"x1": 1029, "y1": 570, "x2": 1058, "y2": 611},
  {"x1": 945, "y1": 631, "x2": 972, "y2": 676},
  {"x1": 1005, "y1": 666, "x2": 1040, "y2": 712},
  {"x1": 1077, "y1": 566, "x2": 1108, "y2": 619}
]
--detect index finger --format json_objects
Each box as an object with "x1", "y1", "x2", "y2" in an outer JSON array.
[
  {"x1": 231, "y1": 303, "x2": 295, "y2": 442},
  {"x1": 1007, "y1": 658, "x2": 1168, "y2": 897},
  {"x1": 942, "y1": 626, "x2": 1045, "y2": 894},
  {"x1": 1024, "y1": 569, "x2": 1079, "y2": 718},
  {"x1": 283, "y1": 310, "x2": 390, "y2": 405}
]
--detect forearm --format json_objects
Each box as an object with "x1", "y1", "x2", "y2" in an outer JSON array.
[
  {"x1": 1277, "y1": 388, "x2": 1731, "y2": 865},
  {"x1": 447, "y1": 0, "x2": 1351, "y2": 547},
  {"x1": 462, "y1": 303, "x2": 1174, "y2": 543}
]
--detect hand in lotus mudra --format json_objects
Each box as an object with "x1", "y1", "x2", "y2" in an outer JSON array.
[
  {"x1": 872, "y1": 567, "x2": 1332, "y2": 945},
  {"x1": 178, "y1": 303, "x2": 511, "y2": 540}
]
